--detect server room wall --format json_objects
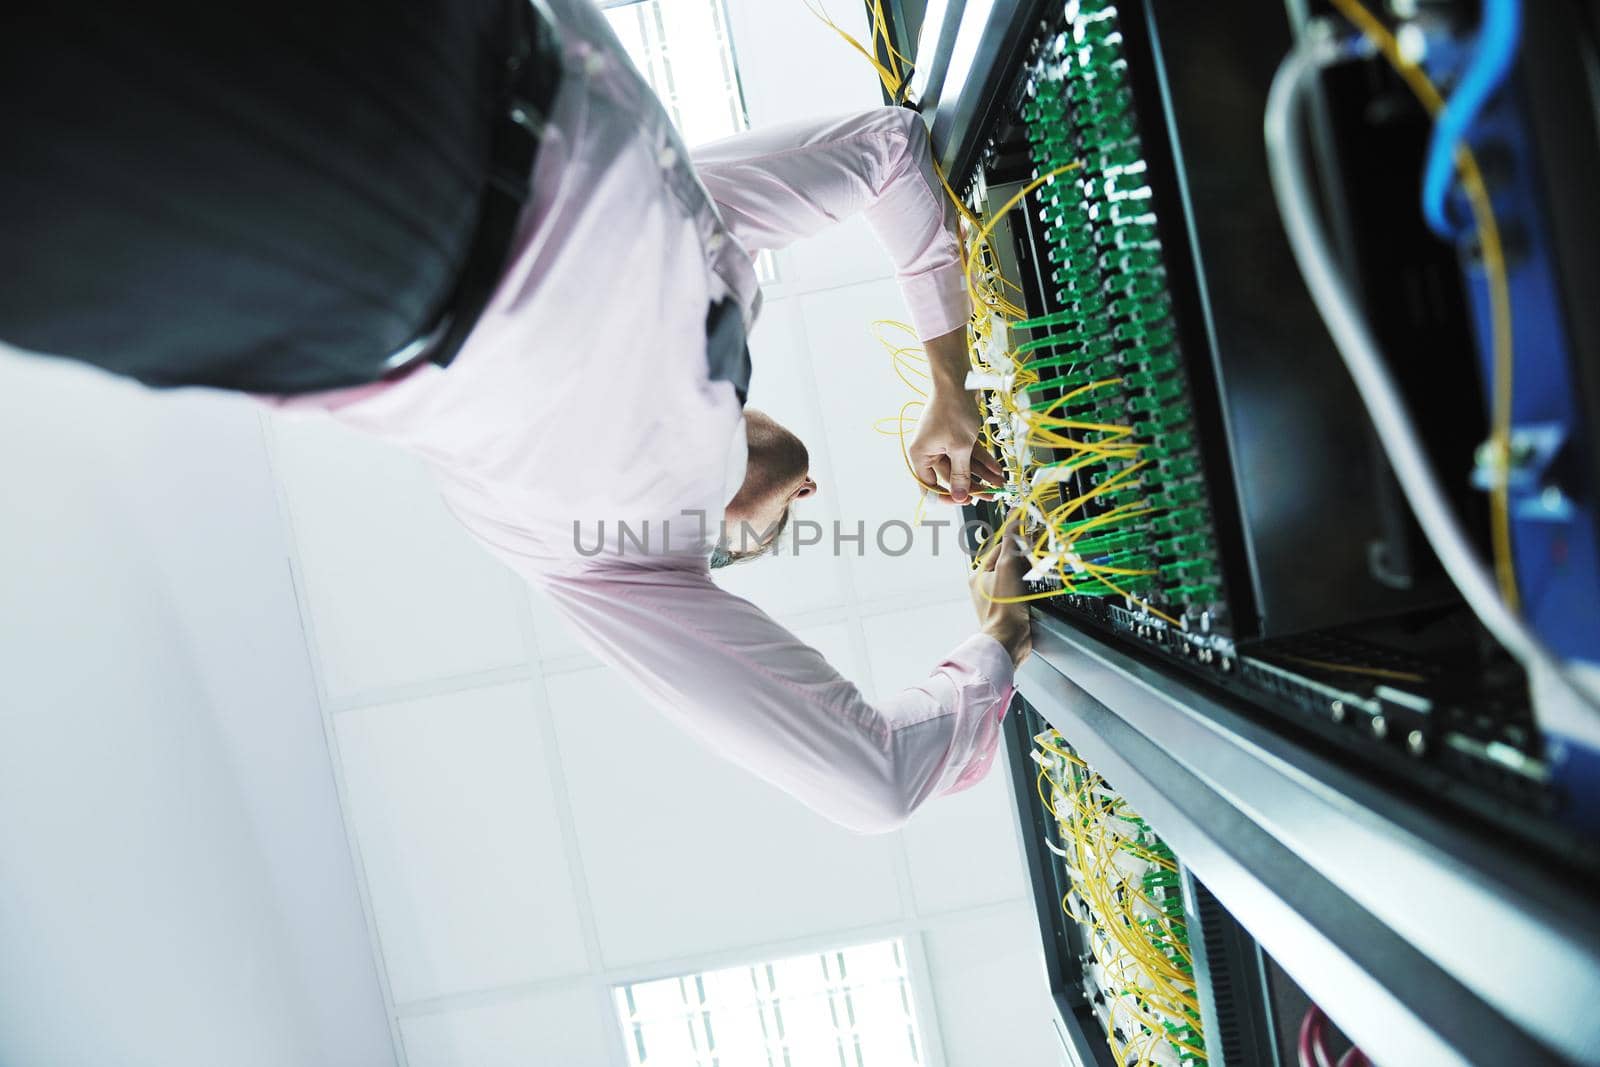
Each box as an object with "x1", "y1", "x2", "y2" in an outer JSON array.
[{"x1": 0, "y1": 4, "x2": 1062, "y2": 1066}]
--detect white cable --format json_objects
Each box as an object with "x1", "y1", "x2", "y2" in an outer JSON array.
[{"x1": 1263, "y1": 36, "x2": 1599, "y2": 724}]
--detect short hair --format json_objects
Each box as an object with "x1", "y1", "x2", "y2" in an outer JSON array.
[{"x1": 709, "y1": 508, "x2": 792, "y2": 569}]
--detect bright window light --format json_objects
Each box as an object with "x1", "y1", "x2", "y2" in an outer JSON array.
[
  {"x1": 602, "y1": 0, "x2": 777, "y2": 282},
  {"x1": 602, "y1": 0, "x2": 749, "y2": 148},
  {"x1": 613, "y1": 938, "x2": 928, "y2": 1067}
]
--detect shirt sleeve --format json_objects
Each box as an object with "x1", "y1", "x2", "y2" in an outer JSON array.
[
  {"x1": 692, "y1": 106, "x2": 969, "y2": 341},
  {"x1": 535, "y1": 562, "x2": 1015, "y2": 834}
]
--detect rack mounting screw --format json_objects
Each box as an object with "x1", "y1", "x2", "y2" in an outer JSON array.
[
  {"x1": 1371, "y1": 715, "x2": 1389, "y2": 740},
  {"x1": 1407, "y1": 730, "x2": 1426, "y2": 756},
  {"x1": 1331, "y1": 700, "x2": 1346, "y2": 722}
]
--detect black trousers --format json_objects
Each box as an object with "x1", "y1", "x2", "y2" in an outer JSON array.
[{"x1": 1, "y1": 0, "x2": 515, "y2": 393}]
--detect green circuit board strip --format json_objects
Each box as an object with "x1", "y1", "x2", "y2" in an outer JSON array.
[{"x1": 1014, "y1": 1, "x2": 1224, "y2": 617}]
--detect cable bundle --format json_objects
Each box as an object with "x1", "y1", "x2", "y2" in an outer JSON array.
[
  {"x1": 954, "y1": 2, "x2": 1224, "y2": 627},
  {"x1": 815, "y1": 0, "x2": 1227, "y2": 626},
  {"x1": 1034, "y1": 730, "x2": 1206, "y2": 1066}
]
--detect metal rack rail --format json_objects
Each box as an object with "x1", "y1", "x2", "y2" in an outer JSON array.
[{"x1": 1017, "y1": 613, "x2": 1600, "y2": 1066}]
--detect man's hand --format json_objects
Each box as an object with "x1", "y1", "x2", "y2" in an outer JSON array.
[
  {"x1": 969, "y1": 517, "x2": 1032, "y2": 668},
  {"x1": 909, "y1": 392, "x2": 1005, "y2": 504},
  {"x1": 912, "y1": 324, "x2": 1004, "y2": 504}
]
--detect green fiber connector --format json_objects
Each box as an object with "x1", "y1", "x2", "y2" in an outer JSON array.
[
  {"x1": 1074, "y1": 292, "x2": 1111, "y2": 317},
  {"x1": 1089, "y1": 468, "x2": 1137, "y2": 487},
  {"x1": 1171, "y1": 583, "x2": 1219, "y2": 602},
  {"x1": 1025, "y1": 124, "x2": 1065, "y2": 149},
  {"x1": 1151, "y1": 376, "x2": 1184, "y2": 401},
  {"x1": 1113, "y1": 273, "x2": 1165, "y2": 300},
  {"x1": 1160, "y1": 535, "x2": 1211, "y2": 559},
  {"x1": 1079, "y1": 113, "x2": 1137, "y2": 146},
  {"x1": 1063, "y1": 76, "x2": 1100, "y2": 103},
  {"x1": 1103, "y1": 490, "x2": 1145, "y2": 511},
  {"x1": 1033, "y1": 152, "x2": 1078, "y2": 176},
  {"x1": 1108, "y1": 171, "x2": 1147, "y2": 195},
  {"x1": 1091, "y1": 224, "x2": 1123, "y2": 250},
  {"x1": 1022, "y1": 94, "x2": 1066, "y2": 120},
  {"x1": 1160, "y1": 454, "x2": 1199, "y2": 477},
  {"x1": 1154, "y1": 429, "x2": 1194, "y2": 451},
  {"x1": 1138, "y1": 352, "x2": 1179, "y2": 376},
  {"x1": 1016, "y1": 307, "x2": 1087, "y2": 331},
  {"x1": 1016, "y1": 330, "x2": 1084, "y2": 353},
  {"x1": 1109, "y1": 295, "x2": 1168, "y2": 322},
  {"x1": 1160, "y1": 483, "x2": 1205, "y2": 508},
  {"x1": 1047, "y1": 226, "x2": 1093, "y2": 252},
  {"x1": 1025, "y1": 140, "x2": 1060, "y2": 165},
  {"x1": 1113, "y1": 220, "x2": 1159, "y2": 244},
  {"x1": 1034, "y1": 148, "x2": 1079, "y2": 173},
  {"x1": 1130, "y1": 302, "x2": 1173, "y2": 330},
  {"x1": 1056, "y1": 310, "x2": 1109, "y2": 337},
  {"x1": 1159, "y1": 403, "x2": 1191, "y2": 427},
  {"x1": 1042, "y1": 194, "x2": 1089, "y2": 222},
  {"x1": 1084, "y1": 75, "x2": 1131, "y2": 106},
  {"x1": 1121, "y1": 369, "x2": 1164, "y2": 389},
  {"x1": 1145, "y1": 323, "x2": 1184, "y2": 348},
  {"x1": 1159, "y1": 559, "x2": 1210, "y2": 577},
  {"x1": 1107, "y1": 270, "x2": 1147, "y2": 297},
  {"x1": 1076, "y1": 42, "x2": 1124, "y2": 74},
  {"x1": 1045, "y1": 243, "x2": 1080, "y2": 267},
  {"x1": 1102, "y1": 246, "x2": 1162, "y2": 273},
  {"x1": 1125, "y1": 394, "x2": 1166, "y2": 413},
  {"x1": 1124, "y1": 343, "x2": 1171, "y2": 369},
  {"x1": 1151, "y1": 507, "x2": 1205, "y2": 533},
  {"x1": 1048, "y1": 264, "x2": 1094, "y2": 289},
  {"x1": 1045, "y1": 249, "x2": 1080, "y2": 273},
  {"x1": 1035, "y1": 151, "x2": 1079, "y2": 174},
  {"x1": 1040, "y1": 170, "x2": 1085, "y2": 195},
  {"x1": 1093, "y1": 143, "x2": 1143, "y2": 169},
  {"x1": 1075, "y1": 335, "x2": 1113, "y2": 361},
  {"x1": 1040, "y1": 199, "x2": 1086, "y2": 225},
  {"x1": 1072, "y1": 531, "x2": 1143, "y2": 554}
]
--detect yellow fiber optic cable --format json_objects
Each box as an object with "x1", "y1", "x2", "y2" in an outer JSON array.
[{"x1": 1275, "y1": 654, "x2": 1428, "y2": 684}]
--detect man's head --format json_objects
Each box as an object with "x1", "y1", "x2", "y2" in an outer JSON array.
[{"x1": 714, "y1": 408, "x2": 817, "y2": 567}]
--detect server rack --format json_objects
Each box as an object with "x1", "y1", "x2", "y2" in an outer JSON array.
[{"x1": 906, "y1": 1, "x2": 1600, "y2": 1063}]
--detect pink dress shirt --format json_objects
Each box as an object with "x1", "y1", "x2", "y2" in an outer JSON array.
[{"x1": 271, "y1": 0, "x2": 1014, "y2": 832}]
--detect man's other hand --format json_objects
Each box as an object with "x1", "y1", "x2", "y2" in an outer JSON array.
[{"x1": 970, "y1": 517, "x2": 1032, "y2": 668}]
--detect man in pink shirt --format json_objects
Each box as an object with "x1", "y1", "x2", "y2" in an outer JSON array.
[{"x1": 3, "y1": 0, "x2": 1031, "y2": 832}]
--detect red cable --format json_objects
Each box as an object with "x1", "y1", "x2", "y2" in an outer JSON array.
[
  {"x1": 1297, "y1": 1006, "x2": 1336, "y2": 1067},
  {"x1": 1302, "y1": 1004, "x2": 1372, "y2": 1067}
]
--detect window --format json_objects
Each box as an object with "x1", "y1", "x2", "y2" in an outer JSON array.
[
  {"x1": 601, "y1": 0, "x2": 776, "y2": 281},
  {"x1": 602, "y1": 0, "x2": 750, "y2": 149},
  {"x1": 613, "y1": 938, "x2": 929, "y2": 1067}
]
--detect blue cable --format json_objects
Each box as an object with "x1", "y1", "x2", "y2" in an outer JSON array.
[{"x1": 1419, "y1": 0, "x2": 1523, "y2": 238}]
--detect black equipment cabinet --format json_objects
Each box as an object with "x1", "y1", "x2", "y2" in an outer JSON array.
[{"x1": 911, "y1": 0, "x2": 1600, "y2": 1063}]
